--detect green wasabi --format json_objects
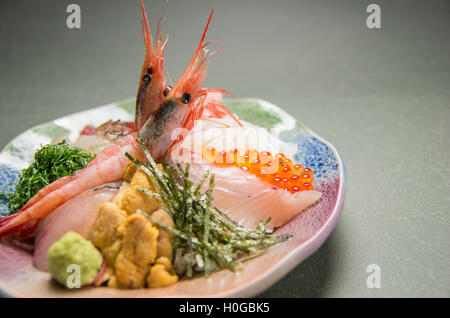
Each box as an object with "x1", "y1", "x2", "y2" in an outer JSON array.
[{"x1": 48, "y1": 231, "x2": 103, "y2": 288}]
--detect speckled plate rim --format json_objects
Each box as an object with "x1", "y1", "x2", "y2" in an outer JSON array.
[{"x1": 0, "y1": 97, "x2": 346, "y2": 298}]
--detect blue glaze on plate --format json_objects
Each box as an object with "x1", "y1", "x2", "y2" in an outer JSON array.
[
  {"x1": 0, "y1": 164, "x2": 21, "y2": 216},
  {"x1": 281, "y1": 130, "x2": 338, "y2": 180}
]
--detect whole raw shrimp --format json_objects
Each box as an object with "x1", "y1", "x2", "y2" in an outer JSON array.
[
  {"x1": 0, "y1": 4, "x2": 227, "y2": 238},
  {"x1": 135, "y1": 0, "x2": 168, "y2": 130}
]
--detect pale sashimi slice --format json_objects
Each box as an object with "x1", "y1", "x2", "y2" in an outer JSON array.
[
  {"x1": 71, "y1": 134, "x2": 114, "y2": 155},
  {"x1": 215, "y1": 187, "x2": 322, "y2": 229},
  {"x1": 33, "y1": 183, "x2": 120, "y2": 271},
  {"x1": 178, "y1": 118, "x2": 297, "y2": 162},
  {"x1": 175, "y1": 152, "x2": 321, "y2": 229}
]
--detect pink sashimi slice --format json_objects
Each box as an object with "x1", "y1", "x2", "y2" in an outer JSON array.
[
  {"x1": 33, "y1": 183, "x2": 120, "y2": 271},
  {"x1": 173, "y1": 152, "x2": 322, "y2": 229}
]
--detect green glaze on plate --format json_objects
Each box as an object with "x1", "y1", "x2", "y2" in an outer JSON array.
[
  {"x1": 116, "y1": 98, "x2": 136, "y2": 115},
  {"x1": 4, "y1": 144, "x2": 23, "y2": 159},
  {"x1": 32, "y1": 122, "x2": 69, "y2": 139}
]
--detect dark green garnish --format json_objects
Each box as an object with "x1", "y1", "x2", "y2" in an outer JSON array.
[
  {"x1": 0, "y1": 140, "x2": 95, "y2": 215},
  {"x1": 126, "y1": 134, "x2": 291, "y2": 278}
]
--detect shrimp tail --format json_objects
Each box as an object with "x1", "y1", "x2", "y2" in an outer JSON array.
[
  {"x1": 19, "y1": 176, "x2": 75, "y2": 211},
  {"x1": 0, "y1": 212, "x2": 34, "y2": 238}
]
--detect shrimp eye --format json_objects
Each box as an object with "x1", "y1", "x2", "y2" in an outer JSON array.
[
  {"x1": 147, "y1": 67, "x2": 153, "y2": 74},
  {"x1": 181, "y1": 92, "x2": 191, "y2": 104},
  {"x1": 163, "y1": 85, "x2": 172, "y2": 97},
  {"x1": 142, "y1": 73, "x2": 151, "y2": 84}
]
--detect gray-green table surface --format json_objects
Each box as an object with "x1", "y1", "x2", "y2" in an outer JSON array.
[{"x1": 0, "y1": 0, "x2": 448, "y2": 297}]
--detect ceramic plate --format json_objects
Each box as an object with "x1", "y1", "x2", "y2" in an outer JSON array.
[{"x1": 0, "y1": 97, "x2": 345, "y2": 297}]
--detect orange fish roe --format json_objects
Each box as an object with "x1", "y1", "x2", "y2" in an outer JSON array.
[{"x1": 202, "y1": 147, "x2": 315, "y2": 193}]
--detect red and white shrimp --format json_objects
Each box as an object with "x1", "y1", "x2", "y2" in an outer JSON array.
[
  {"x1": 0, "y1": 5, "x2": 222, "y2": 238},
  {"x1": 135, "y1": 0, "x2": 169, "y2": 130},
  {"x1": 0, "y1": 134, "x2": 145, "y2": 237},
  {"x1": 139, "y1": 8, "x2": 237, "y2": 160}
]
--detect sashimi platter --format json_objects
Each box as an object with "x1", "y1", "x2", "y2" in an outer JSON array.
[{"x1": 0, "y1": 1, "x2": 345, "y2": 297}]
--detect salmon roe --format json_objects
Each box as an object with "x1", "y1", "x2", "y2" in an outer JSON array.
[{"x1": 202, "y1": 147, "x2": 315, "y2": 194}]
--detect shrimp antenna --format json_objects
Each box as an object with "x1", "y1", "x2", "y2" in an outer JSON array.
[
  {"x1": 140, "y1": 0, "x2": 153, "y2": 56},
  {"x1": 170, "y1": 8, "x2": 216, "y2": 97},
  {"x1": 164, "y1": 59, "x2": 173, "y2": 88},
  {"x1": 156, "y1": 0, "x2": 168, "y2": 39},
  {"x1": 183, "y1": 8, "x2": 215, "y2": 77},
  {"x1": 155, "y1": 0, "x2": 169, "y2": 61}
]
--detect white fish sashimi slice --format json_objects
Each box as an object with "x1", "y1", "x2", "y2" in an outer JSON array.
[
  {"x1": 33, "y1": 183, "x2": 120, "y2": 271},
  {"x1": 174, "y1": 152, "x2": 322, "y2": 229},
  {"x1": 220, "y1": 187, "x2": 322, "y2": 228},
  {"x1": 179, "y1": 118, "x2": 297, "y2": 162}
]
